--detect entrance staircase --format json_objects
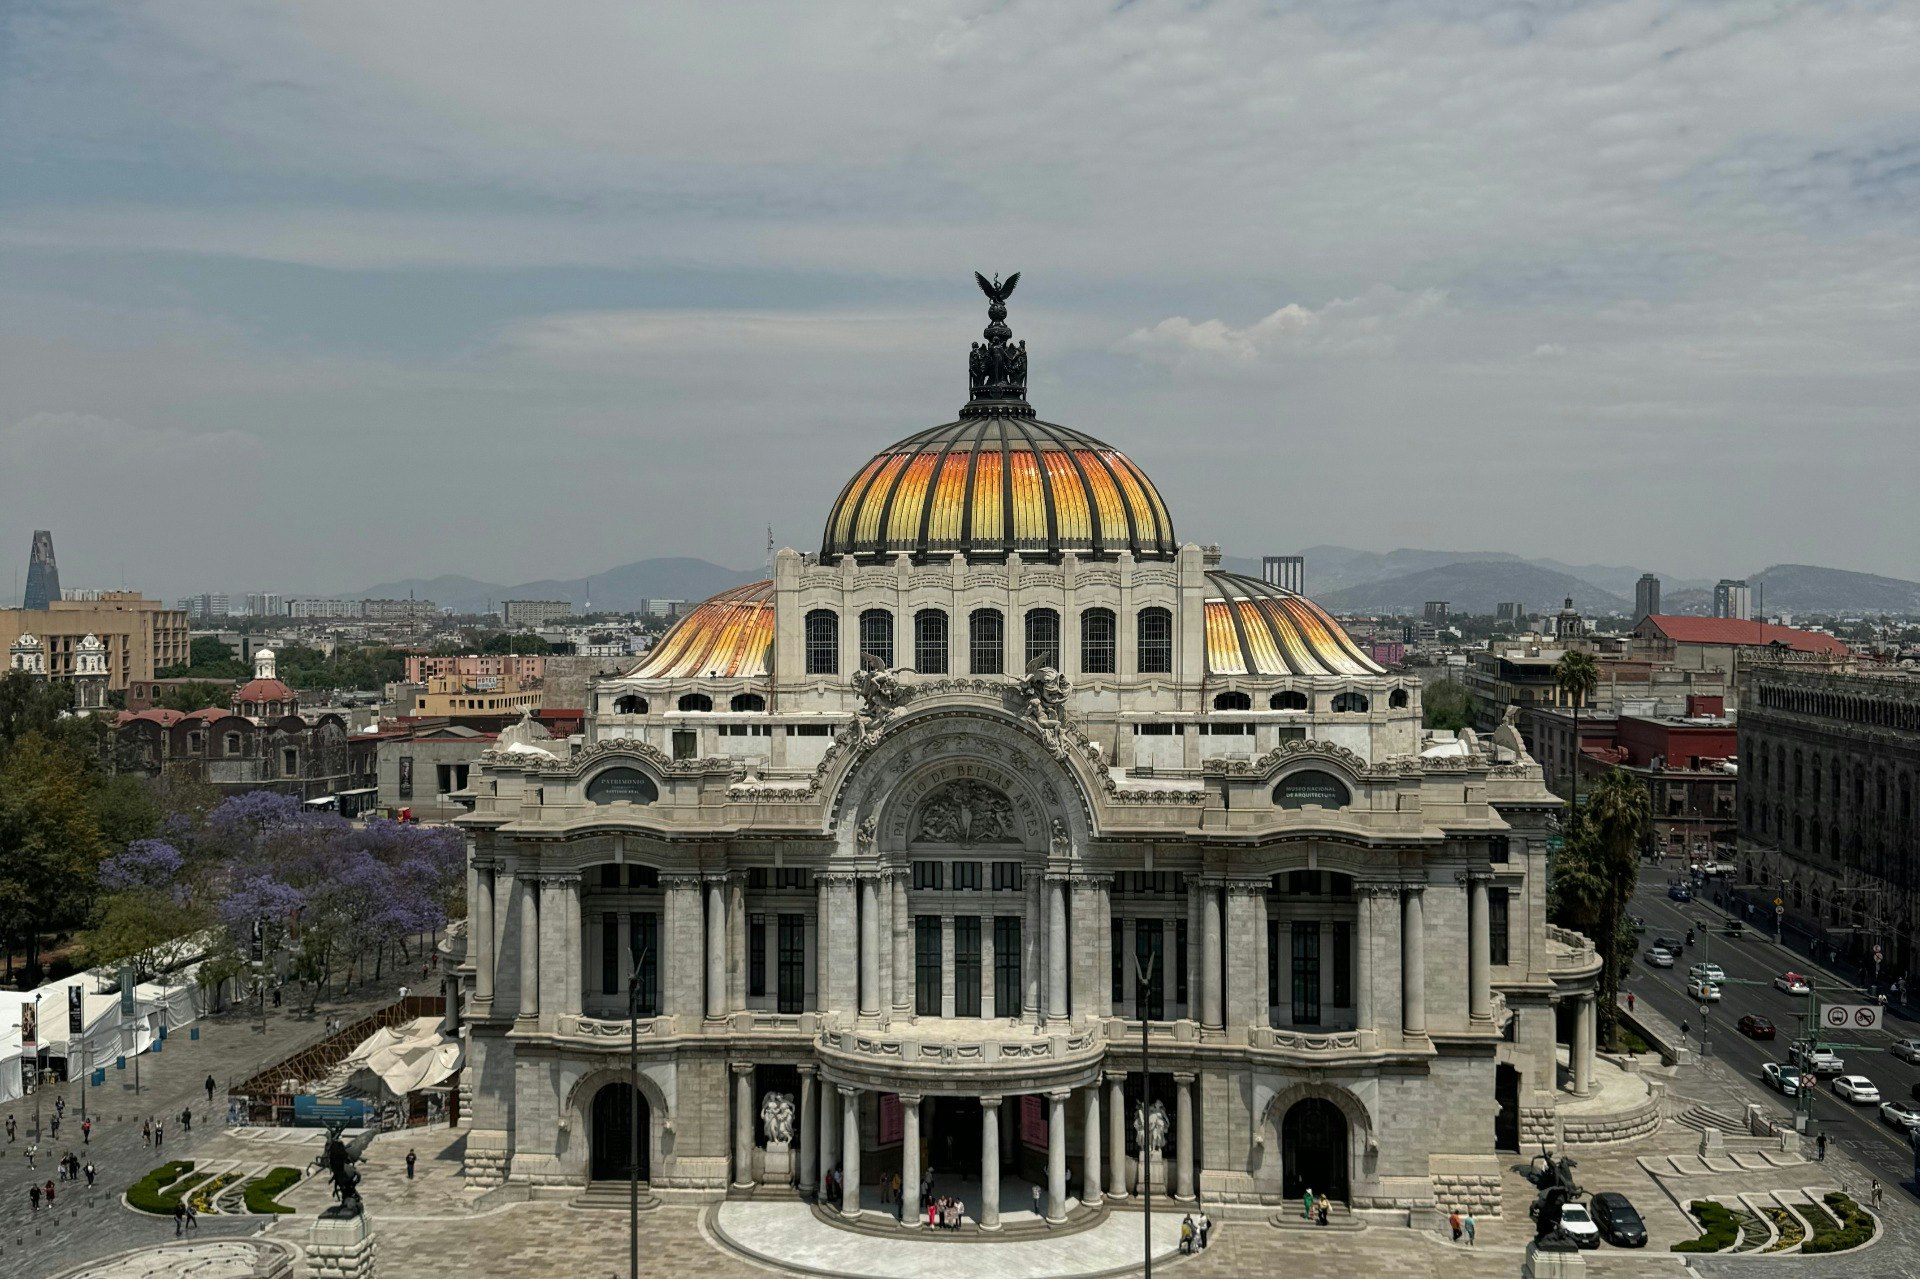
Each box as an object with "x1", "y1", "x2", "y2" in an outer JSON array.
[
  {"x1": 573, "y1": 1180, "x2": 661, "y2": 1211},
  {"x1": 1271, "y1": 1200, "x2": 1364, "y2": 1231},
  {"x1": 1674, "y1": 1104, "x2": 1742, "y2": 1134}
]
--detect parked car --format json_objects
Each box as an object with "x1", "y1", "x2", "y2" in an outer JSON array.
[
  {"x1": 1589, "y1": 1192, "x2": 1648, "y2": 1247},
  {"x1": 1834, "y1": 1075, "x2": 1880, "y2": 1104},
  {"x1": 1879, "y1": 1100, "x2": 1920, "y2": 1131},
  {"x1": 1690, "y1": 962, "x2": 1726, "y2": 984},
  {"x1": 1761, "y1": 1062, "x2": 1802, "y2": 1095},
  {"x1": 1774, "y1": 972, "x2": 1811, "y2": 995},
  {"x1": 1686, "y1": 978, "x2": 1722, "y2": 1002},
  {"x1": 1555, "y1": 1201, "x2": 1602, "y2": 1249},
  {"x1": 1889, "y1": 1038, "x2": 1920, "y2": 1064},
  {"x1": 1645, "y1": 947, "x2": 1676, "y2": 968},
  {"x1": 1668, "y1": 884, "x2": 1693, "y2": 902},
  {"x1": 1790, "y1": 1041, "x2": 1844, "y2": 1074},
  {"x1": 1738, "y1": 1014, "x2": 1776, "y2": 1040}
]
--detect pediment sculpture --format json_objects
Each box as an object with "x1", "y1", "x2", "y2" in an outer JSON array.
[{"x1": 915, "y1": 780, "x2": 1017, "y2": 845}]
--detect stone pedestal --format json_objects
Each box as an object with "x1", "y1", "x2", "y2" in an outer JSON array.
[
  {"x1": 308, "y1": 1208, "x2": 376, "y2": 1279},
  {"x1": 1522, "y1": 1241, "x2": 1587, "y2": 1279},
  {"x1": 1132, "y1": 1151, "x2": 1167, "y2": 1198},
  {"x1": 764, "y1": 1139, "x2": 793, "y2": 1184}
]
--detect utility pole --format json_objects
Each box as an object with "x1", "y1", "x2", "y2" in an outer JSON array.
[{"x1": 628, "y1": 942, "x2": 653, "y2": 1279}]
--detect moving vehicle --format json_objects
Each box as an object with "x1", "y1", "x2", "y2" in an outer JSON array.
[
  {"x1": 1628, "y1": 914, "x2": 1646, "y2": 934},
  {"x1": 1555, "y1": 1201, "x2": 1602, "y2": 1249},
  {"x1": 1722, "y1": 919, "x2": 1745, "y2": 938},
  {"x1": 1653, "y1": 935, "x2": 1684, "y2": 955},
  {"x1": 1833, "y1": 1075, "x2": 1880, "y2": 1104},
  {"x1": 1790, "y1": 1041, "x2": 1844, "y2": 1074},
  {"x1": 1880, "y1": 1100, "x2": 1920, "y2": 1131},
  {"x1": 1774, "y1": 972, "x2": 1810, "y2": 995},
  {"x1": 1686, "y1": 978, "x2": 1721, "y2": 1002},
  {"x1": 1668, "y1": 884, "x2": 1693, "y2": 902},
  {"x1": 1737, "y1": 1015, "x2": 1775, "y2": 1040},
  {"x1": 1761, "y1": 1062, "x2": 1802, "y2": 1095},
  {"x1": 1589, "y1": 1193, "x2": 1648, "y2": 1248},
  {"x1": 1690, "y1": 962, "x2": 1726, "y2": 984},
  {"x1": 1889, "y1": 1038, "x2": 1920, "y2": 1064},
  {"x1": 1645, "y1": 947, "x2": 1675, "y2": 968}
]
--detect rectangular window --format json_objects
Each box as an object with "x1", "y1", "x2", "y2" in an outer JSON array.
[
  {"x1": 969, "y1": 609, "x2": 1004, "y2": 675},
  {"x1": 1175, "y1": 918, "x2": 1188, "y2": 1004},
  {"x1": 1267, "y1": 917, "x2": 1280, "y2": 1010},
  {"x1": 994, "y1": 916, "x2": 1022, "y2": 1015},
  {"x1": 1024, "y1": 608, "x2": 1060, "y2": 670},
  {"x1": 747, "y1": 868, "x2": 769, "y2": 890},
  {"x1": 1112, "y1": 919, "x2": 1125, "y2": 1005},
  {"x1": 602, "y1": 911, "x2": 620, "y2": 995},
  {"x1": 859, "y1": 609, "x2": 895, "y2": 667},
  {"x1": 954, "y1": 916, "x2": 982, "y2": 1017},
  {"x1": 1137, "y1": 608, "x2": 1173, "y2": 674},
  {"x1": 1489, "y1": 887, "x2": 1510, "y2": 966},
  {"x1": 1489, "y1": 835, "x2": 1511, "y2": 864},
  {"x1": 672, "y1": 730, "x2": 696, "y2": 760},
  {"x1": 1135, "y1": 918, "x2": 1165, "y2": 1021},
  {"x1": 777, "y1": 867, "x2": 811, "y2": 890},
  {"x1": 631, "y1": 913, "x2": 659, "y2": 1016},
  {"x1": 804, "y1": 610, "x2": 839, "y2": 675},
  {"x1": 601, "y1": 864, "x2": 622, "y2": 889},
  {"x1": 912, "y1": 861, "x2": 944, "y2": 891},
  {"x1": 748, "y1": 913, "x2": 767, "y2": 998},
  {"x1": 627, "y1": 865, "x2": 659, "y2": 889},
  {"x1": 1291, "y1": 921, "x2": 1321, "y2": 1025},
  {"x1": 1080, "y1": 608, "x2": 1116, "y2": 674},
  {"x1": 991, "y1": 861, "x2": 1023, "y2": 892},
  {"x1": 951, "y1": 861, "x2": 982, "y2": 891},
  {"x1": 914, "y1": 609, "x2": 949, "y2": 675},
  {"x1": 915, "y1": 916, "x2": 942, "y2": 1016},
  {"x1": 1332, "y1": 920, "x2": 1352, "y2": 1007},
  {"x1": 777, "y1": 913, "x2": 806, "y2": 1013}
]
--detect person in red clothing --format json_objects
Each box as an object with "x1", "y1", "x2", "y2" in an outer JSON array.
[{"x1": 44, "y1": 1179, "x2": 56, "y2": 1207}]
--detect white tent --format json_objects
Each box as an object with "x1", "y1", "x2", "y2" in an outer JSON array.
[
  {"x1": 0, "y1": 993, "x2": 27, "y2": 1105},
  {"x1": 340, "y1": 1017, "x2": 462, "y2": 1098}
]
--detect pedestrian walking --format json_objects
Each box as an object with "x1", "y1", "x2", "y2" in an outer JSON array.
[
  {"x1": 50, "y1": 1112, "x2": 60, "y2": 1139},
  {"x1": 174, "y1": 1202, "x2": 185, "y2": 1236},
  {"x1": 6, "y1": 1113, "x2": 14, "y2": 1141},
  {"x1": 26, "y1": 1141, "x2": 37, "y2": 1169},
  {"x1": 206, "y1": 1075, "x2": 217, "y2": 1104},
  {"x1": 406, "y1": 1148, "x2": 417, "y2": 1179},
  {"x1": 1031, "y1": 1184, "x2": 1042, "y2": 1217},
  {"x1": 1626, "y1": 992, "x2": 1635, "y2": 1014},
  {"x1": 44, "y1": 1179, "x2": 55, "y2": 1207},
  {"x1": 155, "y1": 1121, "x2": 164, "y2": 1150},
  {"x1": 81, "y1": 1117, "x2": 91, "y2": 1144},
  {"x1": 1197, "y1": 1210, "x2": 1212, "y2": 1249},
  {"x1": 85, "y1": 1162, "x2": 96, "y2": 1187},
  {"x1": 55, "y1": 1096, "x2": 65, "y2": 1118},
  {"x1": 142, "y1": 1119, "x2": 152, "y2": 1146},
  {"x1": 180, "y1": 1106, "x2": 192, "y2": 1133},
  {"x1": 1870, "y1": 1178, "x2": 1881, "y2": 1209},
  {"x1": 1179, "y1": 1215, "x2": 1195, "y2": 1254},
  {"x1": 1816, "y1": 1131, "x2": 1827, "y2": 1161},
  {"x1": 1465, "y1": 1212, "x2": 1476, "y2": 1246},
  {"x1": 29, "y1": 1184, "x2": 41, "y2": 1212},
  {"x1": 1303, "y1": 1186, "x2": 1315, "y2": 1220},
  {"x1": 185, "y1": 1200, "x2": 198, "y2": 1231},
  {"x1": 1450, "y1": 1210, "x2": 1463, "y2": 1242}
]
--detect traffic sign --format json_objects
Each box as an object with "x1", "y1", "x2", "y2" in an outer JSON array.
[
  {"x1": 1775, "y1": 905, "x2": 1785, "y2": 918},
  {"x1": 1774, "y1": 897, "x2": 1784, "y2": 907},
  {"x1": 1821, "y1": 1004, "x2": 1880, "y2": 1032}
]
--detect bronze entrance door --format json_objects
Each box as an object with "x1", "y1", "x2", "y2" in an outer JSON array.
[{"x1": 1281, "y1": 1098, "x2": 1347, "y2": 1202}]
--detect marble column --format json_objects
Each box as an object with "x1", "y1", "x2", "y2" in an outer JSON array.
[
  {"x1": 1200, "y1": 880, "x2": 1224, "y2": 1031},
  {"x1": 1574, "y1": 996, "x2": 1594, "y2": 1097},
  {"x1": 798, "y1": 1068, "x2": 818, "y2": 1197},
  {"x1": 1106, "y1": 1073, "x2": 1129, "y2": 1200},
  {"x1": 539, "y1": 876, "x2": 569, "y2": 1025},
  {"x1": 900, "y1": 1094, "x2": 922, "y2": 1227},
  {"x1": 706, "y1": 877, "x2": 728, "y2": 1021},
  {"x1": 1224, "y1": 881, "x2": 1264, "y2": 1031},
  {"x1": 1467, "y1": 872, "x2": 1492, "y2": 1023},
  {"x1": 1094, "y1": 877, "x2": 1113, "y2": 1019},
  {"x1": 819, "y1": 1079, "x2": 840, "y2": 1190},
  {"x1": 1023, "y1": 872, "x2": 1043, "y2": 1022},
  {"x1": 1046, "y1": 1090, "x2": 1069, "y2": 1223},
  {"x1": 727, "y1": 874, "x2": 747, "y2": 1013},
  {"x1": 1174, "y1": 1073, "x2": 1196, "y2": 1202},
  {"x1": 840, "y1": 1087, "x2": 862, "y2": 1220},
  {"x1": 817, "y1": 877, "x2": 833, "y2": 1015},
  {"x1": 1186, "y1": 884, "x2": 1203, "y2": 1020},
  {"x1": 1082, "y1": 1086, "x2": 1103, "y2": 1207},
  {"x1": 473, "y1": 864, "x2": 495, "y2": 1006},
  {"x1": 891, "y1": 873, "x2": 913, "y2": 1021},
  {"x1": 827, "y1": 876, "x2": 860, "y2": 1015},
  {"x1": 732, "y1": 1063, "x2": 755, "y2": 1189},
  {"x1": 1047, "y1": 876, "x2": 1069, "y2": 1023},
  {"x1": 979, "y1": 1096, "x2": 1001, "y2": 1230},
  {"x1": 1354, "y1": 885, "x2": 1376, "y2": 1034},
  {"x1": 517, "y1": 873, "x2": 539, "y2": 1022},
  {"x1": 563, "y1": 877, "x2": 582, "y2": 1017},
  {"x1": 859, "y1": 876, "x2": 881, "y2": 1019},
  {"x1": 1401, "y1": 886, "x2": 1427, "y2": 1038}
]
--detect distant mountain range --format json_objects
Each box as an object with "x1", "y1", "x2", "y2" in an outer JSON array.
[{"x1": 339, "y1": 550, "x2": 1916, "y2": 620}]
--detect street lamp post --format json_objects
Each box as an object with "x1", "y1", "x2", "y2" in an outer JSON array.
[
  {"x1": 627, "y1": 943, "x2": 653, "y2": 1279},
  {"x1": 1132, "y1": 946, "x2": 1158, "y2": 1279}
]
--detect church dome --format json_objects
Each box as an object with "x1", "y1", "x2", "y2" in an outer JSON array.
[
  {"x1": 1203, "y1": 572, "x2": 1384, "y2": 677},
  {"x1": 820, "y1": 273, "x2": 1176, "y2": 563},
  {"x1": 628, "y1": 580, "x2": 775, "y2": 680}
]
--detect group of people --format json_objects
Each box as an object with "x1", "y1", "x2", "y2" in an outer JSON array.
[
  {"x1": 1448, "y1": 1209, "x2": 1478, "y2": 1245},
  {"x1": 1178, "y1": 1211, "x2": 1213, "y2": 1252},
  {"x1": 172, "y1": 1198, "x2": 200, "y2": 1235},
  {"x1": 926, "y1": 1194, "x2": 967, "y2": 1229},
  {"x1": 52, "y1": 1149, "x2": 94, "y2": 1185},
  {"x1": 1301, "y1": 1186, "x2": 1333, "y2": 1226},
  {"x1": 141, "y1": 1116, "x2": 169, "y2": 1148}
]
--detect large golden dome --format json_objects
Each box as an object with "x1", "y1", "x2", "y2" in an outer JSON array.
[
  {"x1": 1203, "y1": 572, "x2": 1384, "y2": 677},
  {"x1": 820, "y1": 418, "x2": 1177, "y2": 562}
]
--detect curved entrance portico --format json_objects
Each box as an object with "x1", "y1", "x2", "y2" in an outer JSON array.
[
  {"x1": 1281, "y1": 1097, "x2": 1347, "y2": 1202},
  {"x1": 590, "y1": 1081, "x2": 652, "y2": 1183}
]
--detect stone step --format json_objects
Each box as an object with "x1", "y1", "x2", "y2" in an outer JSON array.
[
  {"x1": 572, "y1": 1182, "x2": 662, "y2": 1211},
  {"x1": 1272, "y1": 1202, "x2": 1364, "y2": 1231},
  {"x1": 1674, "y1": 1104, "x2": 1742, "y2": 1133}
]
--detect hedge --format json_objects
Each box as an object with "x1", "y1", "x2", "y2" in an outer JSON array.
[
  {"x1": 243, "y1": 1167, "x2": 303, "y2": 1215},
  {"x1": 127, "y1": 1161, "x2": 197, "y2": 1215},
  {"x1": 1801, "y1": 1192, "x2": 1874, "y2": 1254},
  {"x1": 1673, "y1": 1200, "x2": 1741, "y2": 1253}
]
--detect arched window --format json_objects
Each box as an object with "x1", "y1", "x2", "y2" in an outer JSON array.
[
  {"x1": 1024, "y1": 608, "x2": 1060, "y2": 670},
  {"x1": 804, "y1": 609, "x2": 839, "y2": 675},
  {"x1": 1792, "y1": 815, "x2": 1804, "y2": 850},
  {"x1": 859, "y1": 609, "x2": 895, "y2": 667},
  {"x1": 913, "y1": 609, "x2": 949, "y2": 674},
  {"x1": 1270, "y1": 690, "x2": 1308, "y2": 711},
  {"x1": 677, "y1": 693, "x2": 713, "y2": 713},
  {"x1": 1136, "y1": 607, "x2": 1173, "y2": 674},
  {"x1": 224, "y1": 732, "x2": 241, "y2": 754},
  {"x1": 613, "y1": 694, "x2": 648, "y2": 715},
  {"x1": 968, "y1": 608, "x2": 1004, "y2": 675},
  {"x1": 1388, "y1": 688, "x2": 1410, "y2": 709},
  {"x1": 729, "y1": 692, "x2": 766, "y2": 713},
  {"x1": 1332, "y1": 692, "x2": 1371, "y2": 714},
  {"x1": 1213, "y1": 690, "x2": 1252, "y2": 711},
  {"x1": 1080, "y1": 608, "x2": 1116, "y2": 674}
]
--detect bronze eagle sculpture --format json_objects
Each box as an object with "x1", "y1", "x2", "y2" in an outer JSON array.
[{"x1": 975, "y1": 271, "x2": 1019, "y2": 304}]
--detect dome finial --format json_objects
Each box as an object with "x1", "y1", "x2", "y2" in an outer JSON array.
[{"x1": 964, "y1": 271, "x2": 1031, "y2": 417}]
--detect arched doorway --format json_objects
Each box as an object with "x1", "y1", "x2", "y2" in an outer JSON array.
[
  {"x1": 1281, "y1": 1098, "x2": 1348, "y2": 1202},
  {"x1": 590, "y1": 1082, "x2": 650, "y2": 1183}
]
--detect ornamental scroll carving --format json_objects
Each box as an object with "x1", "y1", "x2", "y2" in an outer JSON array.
[{"x1": 914, "y1": 780, "x2": 1017, "y2": 845}]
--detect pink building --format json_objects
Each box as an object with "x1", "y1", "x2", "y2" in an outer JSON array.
[{"x1": 403, "y1": 653, "x2": 547, "y2": 683}]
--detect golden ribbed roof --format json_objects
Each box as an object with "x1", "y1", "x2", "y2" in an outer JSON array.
[
  {"x1": 820, "y1": 419, "x2": 1176, "y2": 561},
  {"x1": 627, "y1": 581, "x2": 774, "y2": 680},
  {"x1": 1203, "y1": 572, "x2": 1384, "y2": 677}
]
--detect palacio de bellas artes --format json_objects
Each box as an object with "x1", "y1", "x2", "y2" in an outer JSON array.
[{"x1": 454, "y1": 274, "x2": 1608, "y2": 1233}]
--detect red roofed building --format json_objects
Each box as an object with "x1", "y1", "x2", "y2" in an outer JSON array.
[
  {"x1": 1574, "y1": 700, "x2": 1741, "y2": 861},
  {"x1": 1632, "y1": 614, "x2": 1851, "y2": 698}
]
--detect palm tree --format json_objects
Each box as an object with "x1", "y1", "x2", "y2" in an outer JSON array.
[
  {"x1": 1554, "y1": 649, "x2": 1599, "y2": 821},
  {"x1": 1582, "y1": 768, "x2": 1650, "y2": 1045}
]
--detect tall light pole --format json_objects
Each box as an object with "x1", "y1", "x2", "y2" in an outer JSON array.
[
  {"x1": 1132, "y1": 945, "x2": 1157, "y2": 1279},
  {"x1": 628, "y1": 942, "x2": 653, "y2": 1279}
]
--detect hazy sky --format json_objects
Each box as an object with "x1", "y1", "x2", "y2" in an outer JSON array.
[{"x1": 3, "y1": 1, "x2": 1916, "y2": 600}]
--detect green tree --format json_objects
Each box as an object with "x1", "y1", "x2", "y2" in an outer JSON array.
[
  {"x1": 153, "y1": 681, "x2": 234, "y2": 712},
  {"x1": 86, "y1": 773, "x2": 164, "y2": 847},
  {"x1": 154, "y1": 636, "x2": 249, "y2": 679},
  {"x1": 0, "y1": 734, "x2": 109, "y2": 981},
  {"x1": 1554, "y1": 649, "x2": 1599, "y2": 813},
  {"x1": 1550, "y1": 767, "x2": 1649, "y2": 1047},
  {"x1": 0, "y1": 670, "x2": 78, "y2": 757},
  {"x1": 478, "y1": 632, "x2": 553, "y2": 656},
  {"x1": 79, "y1": 889, "x2": 207, "y2": 982},
  {"x1": 1422, "y1": 678, "x2": 1477, "y2": 733}
]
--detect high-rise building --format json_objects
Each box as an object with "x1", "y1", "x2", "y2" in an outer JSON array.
[
  {"x1": 289, "y1": 597, "x2": 362, "y2": 619},
  {"x1": 1260, "y1": 555, "x2": 1304, "y2": 594},
  {"x1": 1635, "y1": 573, "x2": 1660, "y2": 622},
  {"x1": 244, "y1": 592, "x2": 286, "y2": 617},
  {"x1": 1495, "y1": 602, "x2": 1526, "y2": 624},
  {"x1": 177, "y1": 593, "x2": 231, "y2": 620},
  {"x1": 23, "y1": 530, "x2": 60, "y2": 610},
  {"x1": 502, "y1": 599, "x2": 573, "y2": 628},
  {"x1": 1752, "y1": 580, "x2": 1764, "y2": 621},
  {"x1": 0, "y1": 592, "x2": 189, "y2": 690},
  {"x1": 1713, "y1": 579, "x2": 1751, "y2": 621},
  {"x1": 1423, "y1": 600, "x2": 1450, "y2": 624}
]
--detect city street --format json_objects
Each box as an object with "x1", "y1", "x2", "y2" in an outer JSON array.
[{"x1": 1623, "y1": 874, "x2": 1920, "y2": 1196}]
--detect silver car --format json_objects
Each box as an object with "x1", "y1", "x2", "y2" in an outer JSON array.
[{"x1": 1890, "y1": 1038, "x2": 1920, "y2": 1064}]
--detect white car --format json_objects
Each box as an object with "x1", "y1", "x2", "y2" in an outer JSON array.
[
  {"x1": 1645, "y1": 947, "x2": 1675, "y2": 968},
  {"x1": 1774, "y1": 972, "x2": 1811, "y2": 995},
  {"x1": 1761, "y1": 1062, "x2": 1802, "y2": 1096},
  {"x1": 1690, "y1": 962, "x2": 1726, "y2": 984},
  {"x1": 1832, "y1": 1075, "x2": 1880, "y2": 1104},
  {"x1": 1686, "y1": 978, "x2": 1722, "y2": 1002},
  {"x1": 1790, "y1": 1042, "x2": 1844, "y2": 1074},
  {"x1": 1880, "y1": 1100, "x2": 1920, "y2": 1131},
  {"x1": 1554, "y1": 1202, "x2": 1602, "y2": 1249}
]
